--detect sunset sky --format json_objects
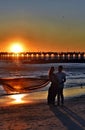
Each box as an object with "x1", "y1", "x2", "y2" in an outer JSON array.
[{"x1": 0, "y1": 0, "x2": 85, "y2": 52}]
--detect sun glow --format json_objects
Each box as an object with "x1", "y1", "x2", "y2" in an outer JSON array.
[
  {"x1": 10, "y1": 42, "x2": 24, "y2": 53},
  {"x1": 10, "y1": 94, "x2": 32, "y2": 104},
  {"x1": 10, "y1": 94, "x2": 26, "y2": 104}
]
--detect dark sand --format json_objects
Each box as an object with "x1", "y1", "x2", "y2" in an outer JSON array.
[{"x1": 0, "y1": 94, "x2": 85, "y2": 130}]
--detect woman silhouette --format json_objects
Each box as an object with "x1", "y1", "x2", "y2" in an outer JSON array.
[{"x1": 47, "y1": 66, "x2": 58, "y2": 105}]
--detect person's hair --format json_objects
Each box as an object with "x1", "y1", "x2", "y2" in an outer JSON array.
[
  {"x1": 48, "y1": 66, "x2": 54, "y2": 76},
  {"x1": 58, "y1": 65, "x2": 63, "y2": 72},
  {"x1": 58, "y1": 65, "x2": 63, "y2": 69}
]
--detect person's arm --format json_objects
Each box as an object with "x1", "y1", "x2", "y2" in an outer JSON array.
[{"x1": 63, "y1": 73, "x2": 66, "y2": 83}]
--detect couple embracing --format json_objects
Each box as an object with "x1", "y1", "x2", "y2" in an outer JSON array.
[{"x1": 47, "y1": 65, "x2": 66, "y2": 106}]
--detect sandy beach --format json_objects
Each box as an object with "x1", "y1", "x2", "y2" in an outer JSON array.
[{"x1": 0, "y1": 92, "x2": 85, "y2": 130}]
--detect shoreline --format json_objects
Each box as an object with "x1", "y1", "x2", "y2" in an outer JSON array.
[
  {"x1": 0, "y1": 85, "x2": 85, "y2": 100},
  {"x1": 0, "y1": 86, "x2": 85, "y2": 108}
]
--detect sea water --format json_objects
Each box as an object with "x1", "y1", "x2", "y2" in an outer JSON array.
[
  {"x1": 0, "y1": 60, "x2": 85, "y2": 106},
  {"x1": 0, "y1": 60, "x2": 85, "y2": 94}
]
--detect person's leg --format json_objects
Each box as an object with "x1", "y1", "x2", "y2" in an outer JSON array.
[
  {"x1": 47, "y1": 87, "x2": 52, "y2": 104},
  {"x1": 60, "y1": 88, "x2": 64, "y2": 105},
  {"x1": 49, "y1": 86, "x2": 55, "y2": 105},
  {"x1": 53, "y1": 87, "x2": 58, "y2": 105},
  {"x1": 47, "y1": 86, "x2": 54, "y2": 105},
  {"x1": 52, "y1": 86, "x2": 57, "y2": 105},
  {"x1": 57, "y1": 88, "x2": 60, "y2": 106}
]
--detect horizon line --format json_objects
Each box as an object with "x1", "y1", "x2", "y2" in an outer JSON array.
[{"x1": 0, "y1": 51, "x2": 85, "y2": 53}]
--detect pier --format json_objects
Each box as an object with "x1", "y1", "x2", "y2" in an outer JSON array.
[{"x1": 0, "y1": 52, "x2": 85, "y2": 63}]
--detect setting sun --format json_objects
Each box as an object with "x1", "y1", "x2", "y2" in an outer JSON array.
[{"x1": 10, "y1": 42, "x2": 24, "y2": 53}]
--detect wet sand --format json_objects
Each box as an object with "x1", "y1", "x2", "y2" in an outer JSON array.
[
  {"x1": 0, "y1": 85, "x2": 85, "y2": 106},
  {"x1": 0, "y1": 91, "x2": 85, "y2": 130}
]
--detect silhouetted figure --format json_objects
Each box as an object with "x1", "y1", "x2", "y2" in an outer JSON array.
[
  {"x1": 47, "y1": 66, "x2": 58, "y2": 105},
  {"x1": 80, "y1": 83, "x2": 83, "y2": 88},
  {"x1": 56, "y1": 65, "x2": 66, "y2": 106}
]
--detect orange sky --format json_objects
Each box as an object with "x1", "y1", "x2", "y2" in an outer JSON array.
[{"x1": 0, "y1": 1, "x2": 85, "y2": 52}]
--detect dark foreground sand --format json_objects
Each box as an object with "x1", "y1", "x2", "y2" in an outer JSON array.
[{"x1": 0, "y1": 95, "x2": 85, "y2": 130}]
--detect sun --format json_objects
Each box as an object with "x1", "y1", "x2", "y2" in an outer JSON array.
[{"x1": 10, "y1": 42, "x2": 23, "y2": 53}]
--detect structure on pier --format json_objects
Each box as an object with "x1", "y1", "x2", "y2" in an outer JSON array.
[{"x1": 0, "y1": 52, "x2": 85, "y2": 63}]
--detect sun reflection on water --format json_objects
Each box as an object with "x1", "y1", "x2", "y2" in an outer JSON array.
[{"x1": 10, "y1": 94, "x2": 26, "y2": 104}]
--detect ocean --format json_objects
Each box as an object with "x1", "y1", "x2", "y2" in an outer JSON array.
[
  {"x1": 0, "y1": 60, "x2": 85, "y2": 106},
  {"x1": 0, "y1": 60, "x2": 85, "y2": 94}
]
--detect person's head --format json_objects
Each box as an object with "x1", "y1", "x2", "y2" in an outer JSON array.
[
  {"x1": 49, "y1": 66, "x2": 55, "y2": 75},
  {"x1": 58, "y1": 65, "x2": 63, "y2": 72}
]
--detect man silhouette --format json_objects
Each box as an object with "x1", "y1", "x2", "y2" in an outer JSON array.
[{"x1": 56, "y1": 65, "x2": 66, "y2": 106}]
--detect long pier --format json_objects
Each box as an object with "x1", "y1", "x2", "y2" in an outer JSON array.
[{"x1": 0, "y1": 52, "x2": 85, "y2": 63}]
